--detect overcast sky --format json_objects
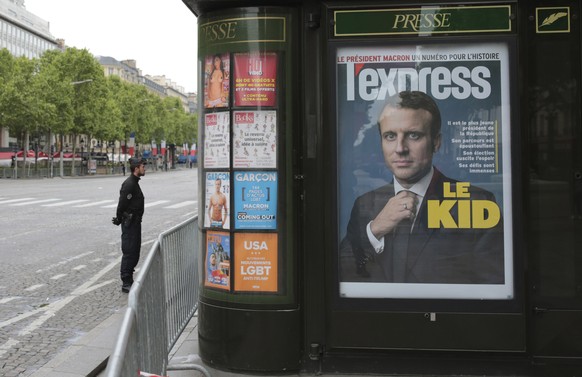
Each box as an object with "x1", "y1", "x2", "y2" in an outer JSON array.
[{"x1": 24, "y1": 0, "x2": 199, "y2": 93}]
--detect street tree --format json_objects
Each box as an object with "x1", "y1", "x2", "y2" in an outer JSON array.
[
  {"x1": 0, "y1": 49, "x2": 17, "y2": 145},
  {"x1": 0, "y1": 54, "x2": 49, "y2": 165},
  {"x1": 54, "y1": 48, "x2": 107, "y2": 173},
  {"x1": 1, "y1": 47, "x2": 198, "y2": 172},
  {"x1": 36, "y1": 49, "x2": 76, "y2": 156}
]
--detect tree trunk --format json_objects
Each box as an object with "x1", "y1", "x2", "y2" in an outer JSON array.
[{"x1": 71, "y1": 134, "x2": 77, "y2": 176}]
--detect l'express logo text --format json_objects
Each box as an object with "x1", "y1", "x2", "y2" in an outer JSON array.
[
  {"x1": 344, "y1": 63, "x2": 492, "y2": 101},
  {"x1": 201, "y1": 21, "x2": 237, "y2": 42}
]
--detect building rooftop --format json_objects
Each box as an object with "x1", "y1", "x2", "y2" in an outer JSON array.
[{"x1": 0, "y1": 0, "x2": 55, "y2": 40}]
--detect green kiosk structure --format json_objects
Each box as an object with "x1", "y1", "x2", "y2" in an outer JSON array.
[{"x1": 185, "y1": 0, "x2": 582, "y2": 375}]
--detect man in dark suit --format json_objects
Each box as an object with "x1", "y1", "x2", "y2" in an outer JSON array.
[{"x1": 344, "y1": 91, "x2": 504, "y2": 284}]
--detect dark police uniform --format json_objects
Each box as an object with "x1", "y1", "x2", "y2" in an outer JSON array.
[{"x1": 113, "y1": 158, "x2": 145, "y2": 292}]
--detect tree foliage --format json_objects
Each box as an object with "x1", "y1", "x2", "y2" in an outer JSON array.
[{"x1": 0, "y1": 47, "x2": 197, "y2": 152}]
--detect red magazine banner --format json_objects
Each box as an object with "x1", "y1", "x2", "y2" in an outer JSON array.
[{"x1": 234, "y1": 53, "x2": 278, "y2": 107}]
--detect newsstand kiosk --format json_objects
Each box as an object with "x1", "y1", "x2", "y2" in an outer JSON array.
[
  {"x1": 190, "y1": 1, "x2": 582, "y2": 376},
  {"x1": 196, "y1": 8, "x2": 301, "y2": 371}
]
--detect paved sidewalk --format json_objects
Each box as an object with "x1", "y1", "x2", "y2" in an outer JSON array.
[{"x1": 28, "y1": 308, "x2": 385, "y2": 377}]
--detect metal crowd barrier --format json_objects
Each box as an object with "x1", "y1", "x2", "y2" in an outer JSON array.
[{"x1": 105, "y1": 216, "x2": 211, "y2": 377}]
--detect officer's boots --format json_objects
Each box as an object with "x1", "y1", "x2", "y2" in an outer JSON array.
[{"x1": 121, "y1": 276, "x2": 134, "y2": 293}]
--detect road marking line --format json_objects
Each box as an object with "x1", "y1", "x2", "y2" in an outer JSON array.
[
  {"x1": 0, "y1": 297, "x2": 19, "y2": 304},
  {"x1": 42, "y1": 199, "x2": 89, "y2": 207},
  {"x1": 18, "y1": 260, "x2": 120, "y2": 336},
  {"x1": 82, "y1": 279, "x2": 115, "y2": 294},
  {"x1": 75, "y1": 200, "x2": 114, "y2": 208},
  {"x1": 24, "y1": 284, "x2": 45, "y2": 292},
  {"x1": 0, "y1": 234, "x2": 161, "y2": 342},
  {"x1": 11, "y1": 198, "x2": 60, "y2": 206},
  {"x1": 0, "y1": 237, "x2": 159, "y2": 340},
  {"x1": 0, "y1": 198, "x2": 35, "y2": 204},
  {"x1": 35, "y1": 251, "x2": 95, "y2": 273},
  {"x1": 145, "y1": 200, "x2": 170, "y2": 208},
  {"x1": 0, "y1": 338, "x2": 20, "y2": 359},
  {"x1": 0, "y1": 259, "x2": 119, "y2": 332},
  {"x1": 182, "y1": 211, "x2": 198, "y2": 218},
  {"x1": 0, "y1": 229, "x2": 41, "y2": 241},
  {"x1": 164, "y1": 200, "x2": 197, "y2": 209},
  {"x1": 0, "y1": 306, "x2": 44, "y2": 328},
  {"x1": 50, "y1": 274, "x2": 67, "y2": 280},
  {"x1": 72, "y1": 265, "x2": 87, "y2": 271}
]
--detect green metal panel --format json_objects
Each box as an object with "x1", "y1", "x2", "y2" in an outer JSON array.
[
  {"x1": 199, "y1": 16, "x2": 287, "y2": 49},
  {"x1": 334, "y1": 5, "x2": 513, "y2": 36},
  {"x1": 197, "y1": 7, "x2": 299, "y2": 306},
  {"x1": 331, "y1": 311, "x2": 525, "y2": 351},
  {"x1": 196, "y1": 6, "x2": 301, "y2": 373}
]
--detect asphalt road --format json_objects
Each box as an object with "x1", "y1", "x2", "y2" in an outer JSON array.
[{"x1": 0, "y1": 167, "x2": 199, "y2": 376}]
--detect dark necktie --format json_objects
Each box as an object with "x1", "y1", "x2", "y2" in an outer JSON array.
[
  {"x1": 392, "y1": 218, "x2": 412, "y2": 282},
  {"x1": 392, "y1": 190, "x2": 416, "y2": 282}
]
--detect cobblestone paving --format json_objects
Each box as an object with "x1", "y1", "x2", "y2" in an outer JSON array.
[
  {"x1": 0, "y1": 170, "x2": 198, "y2": 377},
  {"x1": 0, "y1": 243, "x2": 142, "y2": 376}
]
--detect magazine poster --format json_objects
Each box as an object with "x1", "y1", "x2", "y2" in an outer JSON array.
[
  {"x1": 204, "y1": 171, "x2": 230, "y2": 229},
  {"x1": 204, "y1": 53, "x2": 230, "y2": 109},
  {"x1": 205, "y1": 231, "x2": 231, "y2": 290},
  {"x1": 234, "y1": 171, "x2": 278, "y2": 230},
  {"x1": 337, "y1": 42, "x2": 514, "y2": 300},
  {"x1": 203, "y1": 112, "x2": 230, "y2": 168},
  {"x1": 234, "y1": 233, "x2": 278, "y2": 292},
  {"x1": 233, "y1": 52, "x2": 278, "y2": 107},
  {"x1": 233, "y1": 110, "x2": 277, "y2": 168}
]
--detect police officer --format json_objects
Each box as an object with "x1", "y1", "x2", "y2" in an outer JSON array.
[{"x1": 112, "y1": 157, "x2": 146, "y2": 293}]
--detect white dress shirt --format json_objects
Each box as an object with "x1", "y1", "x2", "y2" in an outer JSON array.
[{"x1": 366, "y1": 167, "x2": 434, "y2": 254}]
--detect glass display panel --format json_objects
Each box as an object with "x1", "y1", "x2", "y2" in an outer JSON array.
[{"x1": 336, "y1": 42, "x2": 514, "y2": 300}]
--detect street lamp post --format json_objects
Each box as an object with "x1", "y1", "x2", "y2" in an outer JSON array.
[
  {"x1": 33, "y1": 137, "x2": 38, "y2": 177},
  {"x1": 80, "y1": 138, "x2": 85, "y2": 176},
  {"x1": 88, "y1": 139, "x2": 95, "y2": 175},
  {"x1": 49, "y1": 143, "x2": 54, "y2": 178},
  {"x1": 59, "y1": 140, "x2": 68, "y2": 178},
  {"x1": 109, "y1": 141, "x2": 115, "y2": 174},
  {"x1": 68, "y1": 79, "x2": 93, "y2": 176},
  {"x1": 12, "y1": 145, "x2": 17, "y2": 180}
]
